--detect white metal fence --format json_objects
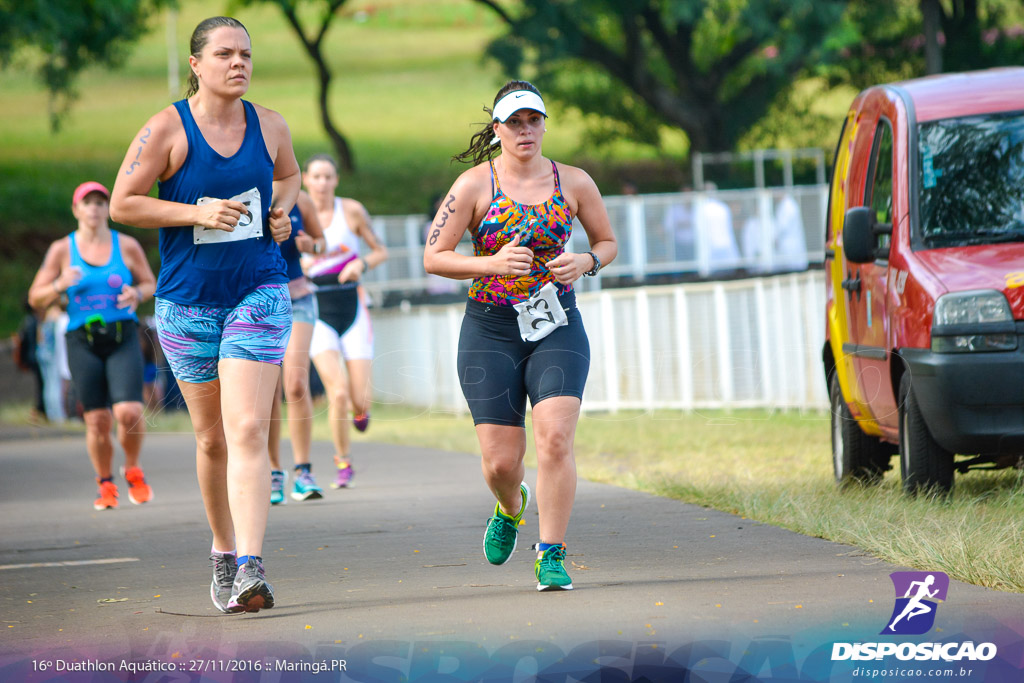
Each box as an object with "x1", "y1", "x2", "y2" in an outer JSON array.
[
  {"x1": 368, "y1": 271, "x2": 828, "y2": 414},
  {"x1": 360, "y1": 185, "x2": 829, "y2": 303}
]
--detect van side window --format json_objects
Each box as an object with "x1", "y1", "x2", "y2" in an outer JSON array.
[{"x1": 867, "y1": 120, "x2": 894, "y2": 252}]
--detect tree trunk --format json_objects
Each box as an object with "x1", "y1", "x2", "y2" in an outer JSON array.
[
  {"x1": 277, "y1": 2, "x2": 355, "y2": 173},
  {"x1": 312, "y1": 49, "x2": 355, "y2": 172},
  {"x1": 921, "y1": 0, "x2": 943, "y2": 74}
]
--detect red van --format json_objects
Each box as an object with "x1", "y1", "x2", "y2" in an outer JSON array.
[{"x1": 824, "y1": 67, "x2": 1024, "y2": 494}]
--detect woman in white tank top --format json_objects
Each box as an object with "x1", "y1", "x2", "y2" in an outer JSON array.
[{"x1": 302, "y1": 154, "x2": 388, "y2": 487}]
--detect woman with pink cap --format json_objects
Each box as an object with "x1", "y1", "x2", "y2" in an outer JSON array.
[{"x1": 28, "y1": 181, "x2": 157, "y2": 511}]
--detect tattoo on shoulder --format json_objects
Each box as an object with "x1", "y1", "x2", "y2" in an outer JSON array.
[{"x1": 125, "y1": 127, "x2": 152, "y2": 176}]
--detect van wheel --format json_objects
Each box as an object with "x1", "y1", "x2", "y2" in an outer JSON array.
[
  {"x1": 830, "y1": 372, "x2": 890, "y2": 486},
  {"x1": 898, "y1": 374, "x2": 954, "y2": 495}
]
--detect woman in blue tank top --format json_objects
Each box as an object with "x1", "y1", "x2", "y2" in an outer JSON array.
[
  {"x1": 109, "y1": 16, "x2": 301, "y2": 614},
  {"x1": 28, "y1": 181, "x2": 157, "y2": 512},
  {"x1": 267, "y1": 190, "x2": 329, "y2": 505}
]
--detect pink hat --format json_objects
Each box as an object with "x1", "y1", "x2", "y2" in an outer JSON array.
[{"x1": 72, "y1": 181, "x2": 110, "y2": 205}]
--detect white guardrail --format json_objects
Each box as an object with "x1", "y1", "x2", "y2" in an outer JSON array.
[
  {"x1": 368, "y1": 270, "x2": 829, "y2": 415},
  {"x1": 360, "y1": 184, "x2": 829, "y2": 303}
]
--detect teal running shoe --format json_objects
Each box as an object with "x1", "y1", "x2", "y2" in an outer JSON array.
[
  {"x1": 534, "y1": 543, "x2": 573, "y2": 591},
  {"x1": 482, "y1": 482, "x2": 531, "y2": 565},
  {"x1": 291, "y1": 469, "x2": 324, "y2": 501},
  {"x1": 270, "y1": 470, "x2": 287, "y2": 506}
]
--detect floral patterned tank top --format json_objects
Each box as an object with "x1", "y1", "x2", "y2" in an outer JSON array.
[{"x1": 468, "y1": 159, "x2": 574, "y2": 305}]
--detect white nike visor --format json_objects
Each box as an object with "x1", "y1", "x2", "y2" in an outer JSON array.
[{"x1": 492, "y1": 90, "x2": 547, "y2": 123}]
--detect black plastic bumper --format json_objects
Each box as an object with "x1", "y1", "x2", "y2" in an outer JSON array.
[{"x1": 900, "y1": 344, "x2": 1024, "y2": 456}]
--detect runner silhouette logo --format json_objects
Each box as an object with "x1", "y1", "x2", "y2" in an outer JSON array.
[{"x1": 881, "y1": 571, "x2": 949, "y2": 635}]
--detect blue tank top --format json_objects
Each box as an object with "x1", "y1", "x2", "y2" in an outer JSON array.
[
  {"x1": 66, "y1": 230, "x2": 137, "y2": 331},
  {"x1": 278, "y1": 204, "x2": 304, "y2": 281},
  {"x1": 156, "y1": 99, "x2": 287, "y2": 306}
]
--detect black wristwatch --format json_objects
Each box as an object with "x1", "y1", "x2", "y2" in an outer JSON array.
[{"x1": 583, "y1": 250, "x2": 601, "y2": 277}]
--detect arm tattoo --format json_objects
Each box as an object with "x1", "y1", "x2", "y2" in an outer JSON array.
[
  {"x1": 125, "y1": 127, "x2": 151, "y2": 176},
  {"x1": 430, "y1": 193, "x2": 456, "y2": 244}
]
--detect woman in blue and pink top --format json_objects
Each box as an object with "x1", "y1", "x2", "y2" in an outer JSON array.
[
  {"x1": 28, "y1": 181, "x2": 157, "y2": 512},
  {"x1": 424, "y1": 80, "x2": 617, "y2": 591},
  {"x1": 110, "y1": 16, "x2": 299, "y2": 614}
]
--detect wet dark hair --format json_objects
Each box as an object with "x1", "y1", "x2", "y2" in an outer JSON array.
[
  {"x1": 185, "y1": 16, "x2": 250, "y2": 98},
  {"x1": 452, "y1": 80, "x2": 543, "y2": 166}
]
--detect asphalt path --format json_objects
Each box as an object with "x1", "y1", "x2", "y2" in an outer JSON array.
[{"x1": 2, "y1": 427, "x2": 1023, "y2": 681}]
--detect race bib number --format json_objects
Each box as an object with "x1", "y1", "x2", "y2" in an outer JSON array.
[
  {"x1": 513, "y1": 282, "x2": 568, "y2": 342},
  {"x1": 193, "y1": 187, "x2": 263, "y2": 244}
]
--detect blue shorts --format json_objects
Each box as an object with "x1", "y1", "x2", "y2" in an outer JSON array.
[
  {"x1": 155, "y1": 284, "x2": 292, "y2": 384},
  {"x1": 291, "y1": 293, "x2": 319, "y2": 326}
]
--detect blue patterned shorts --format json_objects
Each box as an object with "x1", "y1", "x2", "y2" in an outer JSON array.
[{"x1": 155, "y1": 284, "x2": 292, "y2": 384}]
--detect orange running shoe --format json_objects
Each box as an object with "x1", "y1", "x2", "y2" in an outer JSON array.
[
  {"x1": 121, "y1": 466, "x2": 153, "y2": 505},
  {"x1": 94, "y1": 480, "x2": 119, "y2": 510}
]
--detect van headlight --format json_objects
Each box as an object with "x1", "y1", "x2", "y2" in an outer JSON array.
[{"x1": 931, "y1": 290, "x2": 1017, "y2": 353}]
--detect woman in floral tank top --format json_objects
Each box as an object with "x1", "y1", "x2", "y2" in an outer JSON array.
[{"x1": 424, "y1": 80, "x2": 617, "y2": 592}]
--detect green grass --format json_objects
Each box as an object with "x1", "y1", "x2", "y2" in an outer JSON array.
[
  {"x1": 363, "y1": 405, "x2": 1024, "y2": 593},
  {"x1": 8, "y1": 401, "x2": 1021, "y2": 591}
]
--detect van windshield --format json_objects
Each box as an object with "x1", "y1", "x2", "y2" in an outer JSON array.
[{"x1": 918, "y1": 111, "x2": 1024, "y2": 247}]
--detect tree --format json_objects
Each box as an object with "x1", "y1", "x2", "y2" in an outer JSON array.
[
  {"x1": 473, "y1": 0, "x2": 848, "y2": 154},
  {"x1": 474, "y1": 1, "x2": 1024, "y2": 156},
  {"x1": 818, "y1": 0, "x2": 1024, "y2": 89},
  {"x1": 236, "y1": 0, "x2": 356, "y2": 171},
  {"x1": 0, "y1": 0, "x2": 164, "y2": 130}
]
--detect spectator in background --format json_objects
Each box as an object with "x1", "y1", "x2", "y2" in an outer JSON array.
[
  {"x1": 38, "y1": 303, "x2": 66, "y2": 423},
  {"x1": 741, "y1": 194, "x2": 809, "y2": 275},
  {"x1": 15, "y1": 299, "x2": 46, "y2": 424},
  {"x1": 696, "y1": 182, "x2": 741, "y2": 277},
  {"x1": 139, "y1": 319, "x2": 165, "y2": 412},
  {"x1": 663, "y1": 185, "x2": 695, "y2": 267},
  {"x1": 773, "y1": 194, "x2": 809, "y2": 273}
]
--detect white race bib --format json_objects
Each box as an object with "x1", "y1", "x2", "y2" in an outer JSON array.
[
  {"x1": 513, "y1": 282, "x2": 568, "y2": 342},
  {"x1": 193, "y1": 187, "x2": 263, "y2": 244}
]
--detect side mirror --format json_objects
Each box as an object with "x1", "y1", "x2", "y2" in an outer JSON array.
[{"x1": 843, "y1": 207, "x2": 892, "y2": 263}]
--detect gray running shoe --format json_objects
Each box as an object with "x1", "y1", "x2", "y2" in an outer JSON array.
[
  {"x1": 209, "y1": 551, "x2": 237, "y2": 613},
  {"x1": 226, "y1": 556, "x2": 275, "y2": 613}
]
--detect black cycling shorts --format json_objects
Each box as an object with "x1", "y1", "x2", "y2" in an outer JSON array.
[
  {"x1": 65, "y1": 319, "x2": 144, "y2": 411},
  {"x1": 456, "y1": 291, "x2": 590, "y2": 427},
  {"x1": 313, "y1": 275, "x2": 359, "y2": 338}
]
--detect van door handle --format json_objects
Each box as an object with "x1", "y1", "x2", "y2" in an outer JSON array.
[{"x1": 842, "y1": 271, "x2": 861, "y2": 300}]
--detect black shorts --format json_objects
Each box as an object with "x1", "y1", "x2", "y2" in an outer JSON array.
[
  {"x1": 65, "y1": 319, "x2": 144, "y2": 411},
  {"x1": 457, "y1": 291, "x2": 590, "y2": 427},
  {"x1": 313, "y1": 276, "x2": 359, "y2": 338}
]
